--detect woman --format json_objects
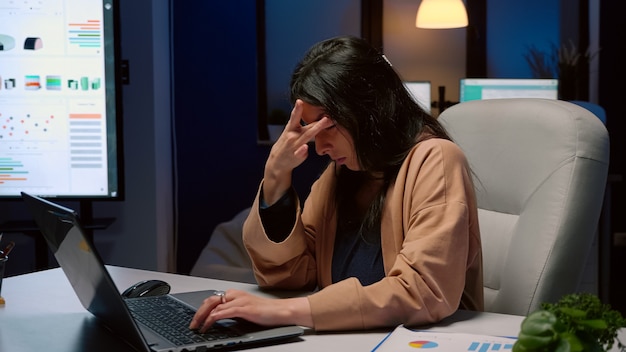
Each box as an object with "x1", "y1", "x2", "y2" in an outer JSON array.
[{"x1": 190, "y1": 35, "x2": 483, "y2": 332}]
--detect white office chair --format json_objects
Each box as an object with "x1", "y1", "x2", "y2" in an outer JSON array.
[
  {"x1": 439, "y1": 98, "x2": 610, "y2": 316},
  {"x1": 569, "y1": 100, "x2": 607, "y2": 125},
  {"x1": 190, "y1": 208, "x2": 256, "y2": 284}
]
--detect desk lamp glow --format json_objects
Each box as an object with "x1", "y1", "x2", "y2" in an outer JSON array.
[{"x1": 416, "y1": 0, "x2": 468, "y2": 29}]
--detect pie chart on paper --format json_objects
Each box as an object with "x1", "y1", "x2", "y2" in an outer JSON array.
[{"x1": 408, "y1": 340, "x2": 439, "y2": 348}]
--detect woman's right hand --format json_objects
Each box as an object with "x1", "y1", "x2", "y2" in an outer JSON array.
[
  {"x1": 262, "y1": 99, "x2": 332, "y2": 205},
  {"x1": 189, "y1": 289, "x2": 313, "y2": 332}
]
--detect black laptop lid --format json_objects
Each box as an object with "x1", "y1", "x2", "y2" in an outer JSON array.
[{"x1": 21, "y1": 192, "x2": 150, "y2": 352}]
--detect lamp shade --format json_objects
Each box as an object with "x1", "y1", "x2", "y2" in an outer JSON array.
[{"x1": 416, "y1": 0, "x2": 468, "y2": 29}]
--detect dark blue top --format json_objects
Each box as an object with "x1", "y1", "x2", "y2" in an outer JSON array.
[
  {"x1": 259, "y1": 189, "x2": 385, "y2": 286},
  {"x1": 331, "y1": 224, "x2": 385, "y2": 286}
]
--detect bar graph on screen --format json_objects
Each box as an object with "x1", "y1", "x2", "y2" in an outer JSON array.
[
  {"x1": 0, "y1": 0, "x2": 123, "y2": 199},
  {"x1": 68, "y1": 19, "x2": 102, "y2": 49},
  {"x1": 0, "y1": 157, "x2": 28, "y2": 185}
]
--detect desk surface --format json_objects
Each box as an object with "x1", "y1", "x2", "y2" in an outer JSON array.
[{"x1": 1, "y1": 266, "x2": 623, "y2": 351}]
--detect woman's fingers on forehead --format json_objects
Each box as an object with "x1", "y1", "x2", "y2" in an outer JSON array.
[
  {"x1": 301, "y1": 114, "x2": 331, "y2": 126},
  {"x1": 303, "y1": 116, "x2": 332, "y2": 136},
  {"x1": 287, "y1": 100, "x2": 304, "y2": 127}
]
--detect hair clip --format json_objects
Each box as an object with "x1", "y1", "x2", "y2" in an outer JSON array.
[{"x1": 381, "y1": 54, "x2": 393, "y2": 67}]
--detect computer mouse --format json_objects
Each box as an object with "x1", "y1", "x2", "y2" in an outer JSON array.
[{"x1": 122, "y1": 279, "x2": 171, "y2": 298}]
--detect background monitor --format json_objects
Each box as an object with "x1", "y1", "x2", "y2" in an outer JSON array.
[
  {"x1": 459, "y1": 78, "x2": 559, "y2": 103},
  {"x1": 0, "y1": 0, "x2": 123, "y2": 200},
  {"x1": 403, "y1": 81, "x2": 432, "y2": 114}
]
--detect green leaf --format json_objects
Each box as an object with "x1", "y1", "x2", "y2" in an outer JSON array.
[
  {"x1": 521, "y1": 310, "x2": 558, "y2": 336},
  {"x1": 558, "y1": 307, "x2": 587, "y2": 319},
  {"x1": 577, "y1": 319, "x2": 608, "y2": 330},
  {"x1": 554, "y1": 338, "x2": 573, "y2": 352},
  {"x1": 531, "y1": 293, "x2": 626, "y2": 352},
  {"x1": 517, "y1": 332, "x2": 556, "y2": 349},
  {"x1": 512, "y1": 340, "x2": 530, "y2": 352},
  {"x1": 560, "y1": 332, "x2": 584, "y2": 351}
]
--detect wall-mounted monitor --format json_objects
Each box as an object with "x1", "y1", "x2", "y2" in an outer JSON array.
[
  {"x1": 459, "y1": 78, "x2": 559, "y2": 103},
  {"x1": 0, "y1": 0, "x2": 123, "y2": 200},
  {"x1": 403, "y1": 81, "x2": 432, "y2": 114}
]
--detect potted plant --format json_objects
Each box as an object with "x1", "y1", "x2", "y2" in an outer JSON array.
[
  {"x1": 513, "y1": 293, "x2": 626, "y2": 351},
  {"x1": 524, "y1": 40, "x2": 599, "y2": 101}
]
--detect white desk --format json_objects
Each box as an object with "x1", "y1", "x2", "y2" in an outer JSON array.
[{"x1": 0, "y1": 266, "x2": 623, "y2": 351}]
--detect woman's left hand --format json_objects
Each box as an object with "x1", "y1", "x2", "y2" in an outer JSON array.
[{"x1": 188, "y1": 289, "x2": 313, "y2": 332}]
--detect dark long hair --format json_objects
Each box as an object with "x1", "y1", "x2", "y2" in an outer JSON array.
[{"x1": 290, "y1": 35, "x2": 452, "y2": 231}]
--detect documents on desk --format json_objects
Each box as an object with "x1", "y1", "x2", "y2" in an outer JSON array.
[{"x1": 372, "y1": 325, "x2": 517, "y2": 352}]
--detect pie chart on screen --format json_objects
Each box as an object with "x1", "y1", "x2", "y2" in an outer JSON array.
[{"x1": 408, "y1": 340, "x2": 439, "y2": 348}]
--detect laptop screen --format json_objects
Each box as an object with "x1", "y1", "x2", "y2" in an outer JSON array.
[
  {"x1": 403, "y1": 81, "x2": 432, "y2": 113},
  {"x1": 21, "y1": 191, "x2": 304, "y2": 352},
  {"x1": 459, "y1": 78, "x2": 559, "y2": 102},
  {"x1": 21, "y1": 192, "x2": 151, "y2": 351}
]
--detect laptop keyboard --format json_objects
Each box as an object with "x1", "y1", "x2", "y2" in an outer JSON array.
[{"x1": 125, "y1": 295, "x2": 242, "y2": 346}]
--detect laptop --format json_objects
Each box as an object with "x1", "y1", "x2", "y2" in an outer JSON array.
[{"x1": 21, "y1": 192, "x2": 304, "y2": 352}]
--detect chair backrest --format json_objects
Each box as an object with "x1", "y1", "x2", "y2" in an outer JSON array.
[
  {"x1": 190, "y1": 208, "x2": 256, "y2": 284},
  {"x1": 568, "y1": 100, "x2": 607, "y2": 125},
  {"x1": 438, "y1": 98, "x2": 610, "y2": 316}
]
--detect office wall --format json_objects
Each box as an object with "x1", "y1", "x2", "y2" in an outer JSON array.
[
  {"x1": 173, "y1": 0, "x2": 360, "y2": 274},
  {"x1": 599, "y1": 0, "x2": 626, "y2": 314},
  {"x1": 172, "y1": 0, "x2": 263, "y2": 275},
  {"x1": 383, "y1": 0, "x2": 466, "y2": 114},
  {"x1": 92, "y1": 0, "x2": 174, "y2": 272},
  {"x1": 3, "y1": 0, "x2": 603, "y2": 278},
  {"x1": 0, "y1": 0, "x2": 174, "y2": 275},
  {"x1": 487, "y1": 0, "x2": 559, "y2": 78},
  {"x1": 382, "y1": 0, "x2": 560, "y2": 113},
  {"x1": 265, "y1": 0, "x2": 361, "y2": 114}
]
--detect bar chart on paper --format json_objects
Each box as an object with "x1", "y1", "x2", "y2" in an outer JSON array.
[
  {"x1": 468, "y1": 341, "x2": 514, "y2": 351},
  {"x1": 372, "y1": 326, "x2": 517, "y2": 352}
]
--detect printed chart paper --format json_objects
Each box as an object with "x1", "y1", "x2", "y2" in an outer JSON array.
[{"x1": 372, "y1": 325, "x2": 517, "y2": 351}]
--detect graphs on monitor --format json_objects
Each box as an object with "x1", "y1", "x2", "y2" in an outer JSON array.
[
  {"x1": 0, "y1": 0, "x2": 123, "y2": 199},
  {"x1": 459, "y1": 78, "x2": 559, "y2": 103},
  {"x1": 403, "y1": 81, "x2": 432, "y2": 114}
]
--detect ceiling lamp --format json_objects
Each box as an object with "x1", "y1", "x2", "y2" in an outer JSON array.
[{"x1": 416, "y1": 0, "x2": 468, "y2": 29}]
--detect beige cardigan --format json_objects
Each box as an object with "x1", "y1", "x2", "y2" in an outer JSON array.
[{"x1": 242, "y1": 138, "x2": 484, "y2": 331}]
